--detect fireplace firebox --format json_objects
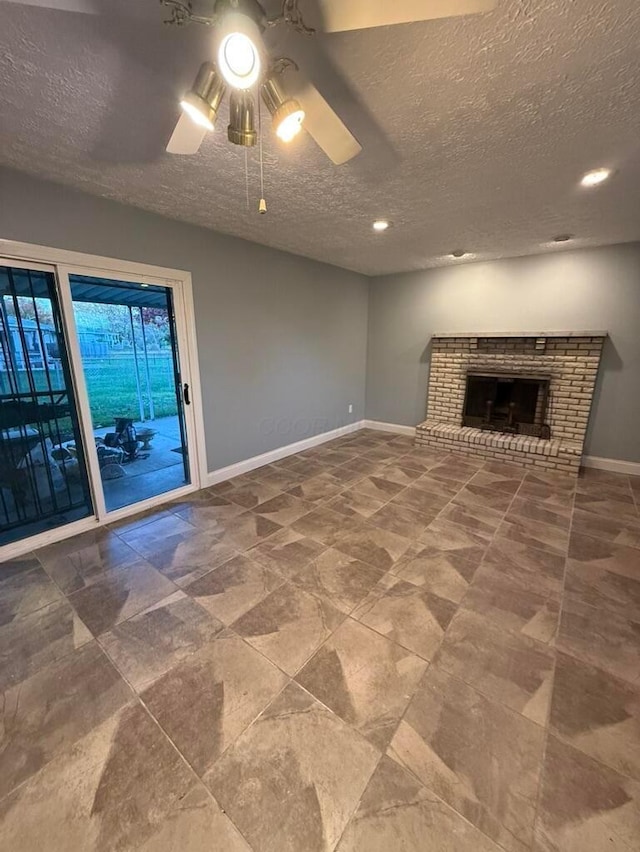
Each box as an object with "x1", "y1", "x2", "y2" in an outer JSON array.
[{"x1": 462, "y1": 371, "x2": 551, "y2": 438}]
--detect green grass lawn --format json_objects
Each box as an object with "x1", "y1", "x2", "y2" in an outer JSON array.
[
  {"x1": 82, "y1": 353, "x2": 179, "y2": 427},
  {"x1": 1, "y1": 353, "x2": 178, "y2": 431}
]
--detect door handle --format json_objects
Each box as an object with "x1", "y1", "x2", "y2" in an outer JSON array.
[{"x1": 183, "y1": 383, "x2": 191, "y2": 406}]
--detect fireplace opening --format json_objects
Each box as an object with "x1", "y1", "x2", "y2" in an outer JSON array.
[{"x1": 462, "y1": 371, "x2": 551, "y2": 438}]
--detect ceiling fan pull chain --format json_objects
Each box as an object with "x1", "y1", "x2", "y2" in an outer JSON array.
[
  {"x1": 244, "y1": 147, "x2": 250, "y2": 211},
  {"x1": 258, "y1": 96, "x2": 267, "y2": 215}
]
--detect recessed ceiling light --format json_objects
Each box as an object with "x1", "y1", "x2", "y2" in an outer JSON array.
[
  {"x1": 373, "y1": 220, "x2": 389, "y2": 232},
  {"x1": 553, "y1": 234, "x2": 573, "y2": 242},
  {"x1": 580, "y1": 168, "x2": 613, "y2": 188},
  {"x1": 451, "y1": 249, "x2": 466, "y2": 258}
]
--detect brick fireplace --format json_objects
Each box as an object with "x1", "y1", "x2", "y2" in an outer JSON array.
[{"x1": 415, "y1": 332, "x2": 607, "y2": 476}]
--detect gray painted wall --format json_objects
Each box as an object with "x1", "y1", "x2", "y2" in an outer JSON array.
[
  {"x1": 2, "y1": 167, "x2": 638, "y2": 468},
  {"x1": 0, "y1": 167, "x2": 368, "y2": 471},
  {"x1": 366, "y1": 244, "x2": 640, "y2": 462}
]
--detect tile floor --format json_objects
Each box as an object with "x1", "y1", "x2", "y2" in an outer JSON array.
[{"x1": 1, "y1": 428, "x2": 639, "y2": 851}]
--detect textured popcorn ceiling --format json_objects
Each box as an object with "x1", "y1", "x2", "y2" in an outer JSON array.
[{"x1": 1, "y1": 0, "x2": 639, "y2": 275}]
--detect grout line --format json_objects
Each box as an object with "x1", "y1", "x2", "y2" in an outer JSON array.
[{"x1": 529, "y1": 475, "x2": 575, "y2": 845}]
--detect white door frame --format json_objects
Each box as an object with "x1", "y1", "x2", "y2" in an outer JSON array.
[{"x1": 0, "y1": 239, "x2": 209, "y2": 560}]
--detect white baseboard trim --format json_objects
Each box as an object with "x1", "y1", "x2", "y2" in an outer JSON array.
[
  {"x1": 582, "y1": 455, "x2": 640, "y2": 476},
  {"x1": 362, "y1": 419, "x2": 416, "y2": 437},
  {"x1": 206, "y1": 420, "x2": 366, "y2": 487}
]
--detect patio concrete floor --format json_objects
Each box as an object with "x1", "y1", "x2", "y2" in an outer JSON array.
[{"x1": 94, "y1": 414, "x2": 189, "y2": 511}]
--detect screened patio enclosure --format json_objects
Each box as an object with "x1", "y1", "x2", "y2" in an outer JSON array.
[{"x1": 0, "y1": 265, "x2": 93, "y2": 543}]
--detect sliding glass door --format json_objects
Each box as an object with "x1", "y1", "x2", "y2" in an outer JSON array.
[
  {"x1": 67, "y1": 274, "x2": 191, "y2": 512},
  {"x1": 0, "y1": 253, "x2": 201, "y2": 552},
  {"x1": 0, "y1": 263, "x2": 93, "y2": 546}
]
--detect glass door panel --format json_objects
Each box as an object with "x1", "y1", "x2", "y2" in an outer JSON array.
[
  {"x1": 68, "y1": 274, "x2": 191, "y2": 512},
  {"x1": 0, "y1": 265, "x2": 93, "y2": 545}
]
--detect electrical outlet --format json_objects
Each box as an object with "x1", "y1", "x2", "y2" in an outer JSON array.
[{"x1": 348, "y1": 404, "x2": 353, "y2": 414}]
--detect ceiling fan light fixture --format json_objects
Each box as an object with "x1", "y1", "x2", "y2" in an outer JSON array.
[
  {"x1": 274, "y1": 101, "x2": 305, "y2": 143},
  {"x1": 228, "y1": 90, "x2": 257, "y2": 147},
  {"x1": 262, "y1": 73, "x2": 305, "y2": 143},
  {"x1": 216, "y1": 12, "x2": 263, "y2": 90},
  {"x1": 180, "y1": 93, "x2": 215, "y2": 130},
  {"x1": 180, "y1": 62, "x2": 226, "y2": 131}
]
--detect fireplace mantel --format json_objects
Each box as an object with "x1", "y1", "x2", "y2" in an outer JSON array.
[{"x1": 431, "y1": 331, "x2": 608, "y2": 339}]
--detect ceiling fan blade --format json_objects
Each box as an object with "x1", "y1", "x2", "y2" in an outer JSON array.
[
  {"x1": 0, "y1": 0, "x2": 100, "y2": 11},
  {"x1": 166, "y1": 113, "x2": 207, "y2": 155},
  {"x1": 0, "y1": 0, "x2": 156, "y2": 17},
  {"x1": 317, "y1": 0, "x2": 496, "y2": 33},
  {"x1": 289, "y1": 78, "x2": 362, "y2": 165}
]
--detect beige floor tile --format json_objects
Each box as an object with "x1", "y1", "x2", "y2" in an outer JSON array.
[
  {"x1": 352, "y1": 575, "x2": 457, "y2": 660},
  {"x1": 550, "y1": 651, "x2": 640, "y2": 781},
  {"x1": 67, "y1": 558, "x2": 177, "y2": 635},
  {"x1": 481, "y1": 537, "x2": 565, "y2": 597},
  {"x1": 507, "y1": 495, "x2": 573, "y2": 530},
  {"x1": 336, "y1": 523, "x2": 414, "y2": 571},
  {"x1": 252, "y1": 492, "x2": 314, "y2": 525},
  {"x1": 0, "y1": 703, "x2": 248, "y2": 852},
  {"x1": 465, "y1": 563, "x2": 560, "y2": 645},
  {"x1": 296, "y1": 619, "x2": 427, "y2": 748},
  {"x1": 435, "y1": 608, "x2": 555, "y2": 724},
  {"x1": 0, "y1": 598, "x2": 92, "y2": 691},
  {"x1": 232, "y1": 582, "x2": 344, "y2": 675},
  {"x1": 291, "y1": 547, "x2": 384, "y2": 614},
  {"x1": 186, "y1": 553, "x2": 284, "y2": 625},
  {"x1": 337, "y1": 755, "x2": 504, "y2": 852},
  {"x1": 291, "y1": 505, "x2": 361, "y2": 546},
  {"x1": 572, "y1": 508, "x2": 640, "y2": 549},
  {"x1": 369, "y1": 502, "x2": 434, "y2": 540},
  {"x1": 144, "y1": 529, "x2": 238, "y2": 586},
  {"x1": 0, "y1": 556, "x2": 63, "y2": 622},
  {"x1": 438, "y1": 502, "x2": 504, "y2": 540},
  {"x1": 394, "y1": 543, "x2": 480, "y2": 603},
  {"x1": 142, "y1": 630, "x2": 288, "y2": 776},
  {"x1": 496, "y1": 514, "x2": 569, "y2": 556},
  {"x1": 206, "y1": 682, "x2": 379, "y2": 852},
  {"x1": 37, "y1": 531, "x2": 138, "y2": 594},
  {"x1": 453, "y1": 482, "x2": 514, "y2": 513},
  {"x1": 100, "y1": 592, "x2": 224, "y2": 690},
  {"x1": 534, "y1": 735, "x2": 640, "y2": 851},
  {"x1": 568, "y1": 531, "x2": 640, "y2": 581},
  {"x1": 248, "y1": 526, "x2": 326, "y2": 578},
  {"x1": 327, "y1": 487, "x2": 387, "y2": 519},
  {"x1": 0, "y1": 642, "x2": 132, "y2": 800},
  {"x1": 389, "y1": 666, "x2": 545, "y2": 851},
  {"x1": 557, "y1": 597, "x2": 640, "y2": 684}
]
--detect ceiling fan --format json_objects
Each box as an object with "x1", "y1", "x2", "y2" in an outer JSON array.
[{"x1": 3, "y1": 0, "x2": 497, "y2": 165}]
